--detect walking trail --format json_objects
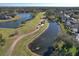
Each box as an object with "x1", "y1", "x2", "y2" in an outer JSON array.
[{"x1": 6, "y1": 27, "x2": 40, "y2": 56}]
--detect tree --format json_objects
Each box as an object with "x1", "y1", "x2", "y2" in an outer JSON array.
[
  {"x1": 0, "y1": 34, "x2": 5, "y2": 47},
  {"x1": 51, "y1": 33, "x2": 78, "y2": 56}
]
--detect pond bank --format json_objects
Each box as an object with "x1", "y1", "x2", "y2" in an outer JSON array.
[
  {"x1": 11, "y1": 20, "x2": 49, "y2": 56},
  {"x1": 29, "y1": 21, "x2": 61, "y2": 56}
]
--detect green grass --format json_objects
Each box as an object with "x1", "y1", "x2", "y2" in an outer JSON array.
[
  {"x1": 0, "y1": 28, "x2": 15, "y2": 55},
  {"x1": 59, "y1": 22, "x2": 66, "y2": 33},
  {"x1": 12, "y1": 21, "x2": 49, "y2": 56},
  {"x1": 69, "y1": 46, "x2": 77, "y2": 56},
  {"x1": 56, "y1": 17, "x2": 66, "y2": 33},
  {"x1": 17, "y1": 12, "x2": 45, "y2": 34},
  {"x1": 0, "y1": 12, "x2": 45, "y2": 55},
  {"x1": 59, "y1": 21, "x2": 72, "y2": 34},
  {"x1": 59, "y1": 22, "x2": 71, "y2": 33}
]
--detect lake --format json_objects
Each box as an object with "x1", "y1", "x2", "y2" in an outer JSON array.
[
  {"x1": 0, "y1": 13, "x2": 33, "y2": 28},
  {"x1": 29, "y1": 21, "x2": 61, "y2": 56}
]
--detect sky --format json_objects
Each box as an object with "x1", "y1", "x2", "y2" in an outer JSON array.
[
  {"x1": 0, "y1": 0, "x2": 79, "y2": 7},
  {"x1": 0, "y1": 3, "x2": 79, "y2": 7}
]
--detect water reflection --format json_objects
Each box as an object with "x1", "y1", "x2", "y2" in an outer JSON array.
[
  {"x1": 0, "y1": 13, "x2": 32, "y2": 28},
  {"x1": 29, "y1": 21, "x2": 60, "y2": 55}
]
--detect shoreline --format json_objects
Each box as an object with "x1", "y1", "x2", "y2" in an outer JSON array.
[
  {"x1": 12, "y1": 21, "x2": 49, "y2": 56},
  {"x1": 0, "y1": 16, "x2": 21, "y2": 23},
  {"x1": 26, "y1": 21, "x2": 49, "y2": 56}
]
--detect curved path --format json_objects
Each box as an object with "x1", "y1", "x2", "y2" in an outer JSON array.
[{"x1": 6, "y1": 27, "x2": 40, "y2": 56}]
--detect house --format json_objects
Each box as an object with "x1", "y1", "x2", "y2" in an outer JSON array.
[
  {"x1": 71, "y1": 23, "x2": 79, "y2": 33},
  {"x1": 60, "y1": 12, "x2": 79, "y2": 41},
  {"x1": 65, "y1": 20, "x2": 71, "y2": 26},
  {"x1": 71, "y1": 18, "x2": 78, "y2": 24},
  {"x1": 41, "y1": 16, "x2": 47, "y2": 19},
  {"x1": 64, "y1": 14, "x2": 70, "y2": 18},
  {"x1": 61, "y1": 15, "x2": 67, "y2": 22},
  {"x1": 76, "y1": 34, "x2": 79, "y2": 41},
  {"x1": 0, "y1": 15, "x2": 10, "y2": 20},
  {"x1": 40, "y1": 19, "x2": 46, "y2": 24},
  {"x1": 71, "y1": 28, "x2": 78, "y2": 33}
]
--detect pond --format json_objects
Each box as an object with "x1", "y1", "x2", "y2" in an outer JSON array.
[
  {"x1": 29, "y1": 21, "x2": 61, "y2": 56},
  {"x1": 0, "y1": 13, "x2": 33, "y2": 28}
]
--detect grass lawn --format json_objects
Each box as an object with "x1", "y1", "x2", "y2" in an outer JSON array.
[
  {"x1": 0, "y1": 12, "x2": 45, "y2": 55},
  {"x1": 0, "y1": 28, "x2": 15, "y2": 55},
  {"x1": 17, "y1": 12, "x2": 45, "y2": 34},
  {"x1": 59, "y1": 22, "x2": 66, "y2": 33},
  {"x1": 12, "y1": 21, "x2": 48, "y2": 56}
]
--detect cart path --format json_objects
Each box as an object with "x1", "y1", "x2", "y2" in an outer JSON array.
[{"x1": 6, "y1": 27, "x2": 40, "y2": 56}]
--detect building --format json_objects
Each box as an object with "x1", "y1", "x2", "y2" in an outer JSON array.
[
  {"x1": 71, "y1": 28, "x2": 78, "y2": 33},
  {"x1": 76, "y1": 34, "x2": 79, "y2": 41}
]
